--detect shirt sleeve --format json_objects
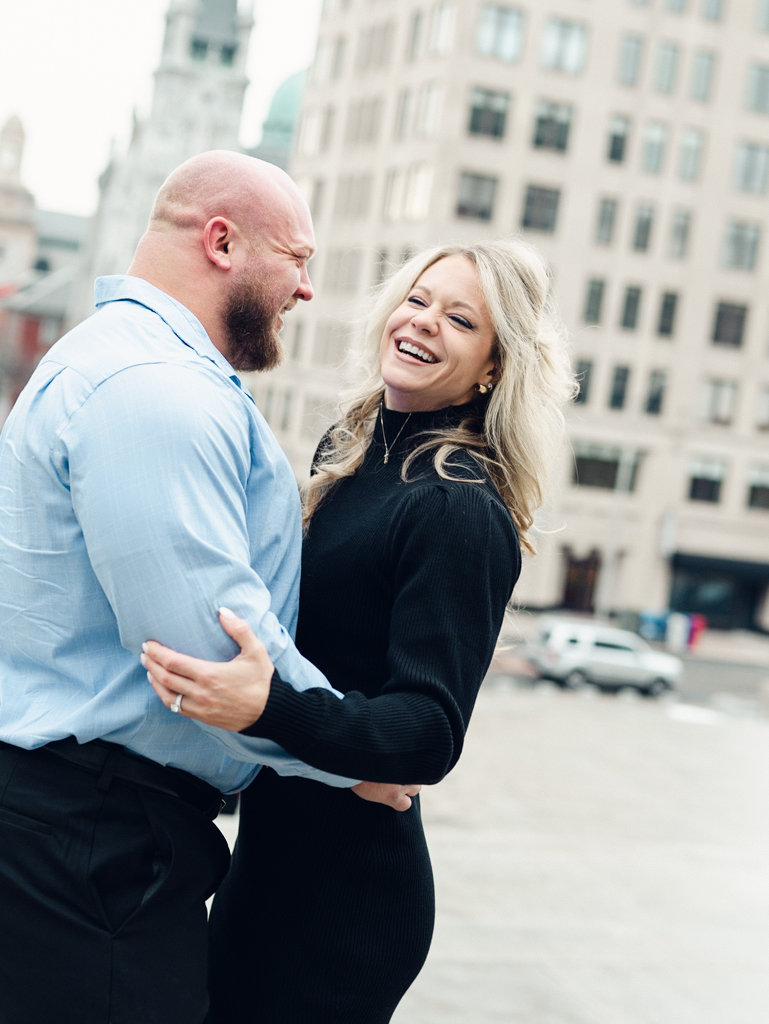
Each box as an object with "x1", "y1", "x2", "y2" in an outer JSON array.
[
  {"x1": 243, "y1": 483, "x2": 521, "y2": 784},
  {"x1": 61, "y1": 361, "x2": 356, "y2": 785}
]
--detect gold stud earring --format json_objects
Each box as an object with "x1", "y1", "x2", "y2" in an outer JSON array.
[{"x1": 476, "y1": 382, "x2": 494, "y2": 394}]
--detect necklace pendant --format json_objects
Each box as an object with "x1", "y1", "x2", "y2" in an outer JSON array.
[{"x1": 383, "y1": 453, "x2": 389, "y2": 464}]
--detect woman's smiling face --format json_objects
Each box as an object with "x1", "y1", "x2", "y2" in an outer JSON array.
[{"x1": 379, "y1": 255, "x2": 497, "y2": 412}]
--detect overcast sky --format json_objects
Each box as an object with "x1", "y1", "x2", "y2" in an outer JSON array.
[{"x1": 0, "y1": 0, "x2": 322, "y2": 217}]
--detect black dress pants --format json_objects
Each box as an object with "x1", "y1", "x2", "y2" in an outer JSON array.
[{"x1": 0, "y1": 742, "x2": 231, "y2": 1024}]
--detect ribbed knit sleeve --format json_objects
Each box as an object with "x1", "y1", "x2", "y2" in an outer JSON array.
[{"x1": 243, "y1": 484, "x2": 520, "y2": 784}]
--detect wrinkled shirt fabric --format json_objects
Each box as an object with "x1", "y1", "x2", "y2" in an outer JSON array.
[{"x1": 0, "y1": 275, "x2": 354, "y2": 793}]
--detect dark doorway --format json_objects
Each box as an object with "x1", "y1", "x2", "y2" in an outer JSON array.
[
  {"x1": 562, "y1": 548, "x2": 601, "y2": 612},
  {"x1": 670, "y1": 553, "x2": 769, "y2": 630}
]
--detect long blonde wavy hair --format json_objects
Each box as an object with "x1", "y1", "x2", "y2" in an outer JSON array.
[{"x1": 302, "y1": 239, "x2": 576, "y2": 554}]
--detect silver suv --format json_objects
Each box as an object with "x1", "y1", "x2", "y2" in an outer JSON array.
[{"x1": 526, "y1": 618, "x2": 682, "y2": 696}]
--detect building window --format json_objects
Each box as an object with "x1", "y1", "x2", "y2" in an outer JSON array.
[
  {"x1": 690, "y1": 50, "x2": 715, "y2": 101},
  {"x1": 633, "y1": 203, "x2": 654, "y2": 251},
  {"x1": 468, "y1": 88, "x2": 510, "y2": 139},
  {"x1": 657, "y1": 292, "x2": 678, "y2": 335},
  {"x1": 312, "y1": 322, "x2": 352, "y2": 366},
  {"x1": 416, "y1": 82, "x2": 444, "y2": 137},
  {"x1": 700, "y1": 379, "x2": 738, "y2": 424},
  {"x1": 532, "y1": 101, "x2": 572, "y2": 151},
  {"x1": 574, "y1": 360, "x2": 593, "y2": 404},
  {"x1": 384, "y1": 164, "x2": 434, "y2": 222},
  {"x1": 758, "y1": 386, "x2": 769, "y2": 429},
  {"x1": 429, "y1": 3, "x2": 456, "y2": 54},
  {"x1": 645, "y1": 371, "x2": 667, "y2": 415},
  {"x1": 291, "y1": 322, "x2": 304, "y2": 361},
  {"x1": 759, "y1": 0, "x2": 769, "y2": 31},
  {"x1": 220, "y1": 45, "x2": 236, "y2": 66},
  {"x1": 522, "y1": 185, "x2": 560, "y2": 232},
  {"x1": 712, "y1": 302, "x2": 747, "y2": 347},
  {"x1": 746, "y1": 63, "x2": 769, "y2": 113},
  {"x1": 617, "y1": 35, "x2": 644, "y2": 86},
  {"x1": 734, "y1": 142, "x2": 769, "y2": 194},
  {"x1": 323, "y1": 248, "x2": 364, "y2": 294},
  {"x1": 679, "y1": 128, "x2": 705, "y2": 181},
  {"x1": 457, "y1": 172, "x2": 497, "y2": 220},
  {"x1": 344, "y1": 98, "x2": 384, "y2": 146},
  {"x1": 394, "y1": 89, "x2": 414, "y2": 139},
  {"x1": 573, "y1": 443, "x2": 640, "y2": 491},
  {"x1": 476, "y1": 4, "x2": 524, "y2": 62},
  {"x1": 333, "y1": 174, "x2": 374, "y2": 220},
  {"x1": 722, "y1": 222, "x2": 761, "y2": 270},
  {"x1": 407, "y1": 11, "x2": 424, "y2": 59},
  {"x1": 642, "y1": 122, "x2": 668, "y2": 173},
  {"x1": 621, "y1": 286, "x2": 642, "y2": 329},
  {"x1": 583, "y1": 279, "x2": 605, "y2": 324},
  {"x1": 280, "y1": 392, "x2": 292, "y2": 432},
  {"x1": 540, "y1": 19, "x2": 588, "y2": 75},
  {"x1": 669, "y1": 209, "x2": 692, "y2": 258},
  {"x1": 701, "y1": 0, "x2": 724, "y2": 20},
  {"x1": 688, "y1": 457, "x2": 725, "y2": 503},
  {"x1": 190, "y1": 39, "x2": 208, "y2": 61},
  {"x1": 595, "y1": 198, "x2": 618, "y2": 244},
  {"x1": 654, "y1": 42, "x2": 680, "y2": 94},
  {"x1": 355, "y1": 22, "x2": 395, "y2": 73},
  {"x1": 607, "y1": 116, "x2": 631, "y2": 163},
  {"x1": 747, "y1": 466, "x2": 769, "y2": 509},
  {"x1": 608, "y1": 366, "x2": 631, "y2": 410}
]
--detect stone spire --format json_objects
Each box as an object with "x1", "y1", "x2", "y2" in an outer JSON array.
[{"x1": 73, "y1": 0, "x2": 254, "y2": 316}]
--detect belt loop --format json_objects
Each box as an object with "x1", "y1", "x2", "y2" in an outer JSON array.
[{"x1": 97, "y1": 747, "x2": 119, "y2": 793}]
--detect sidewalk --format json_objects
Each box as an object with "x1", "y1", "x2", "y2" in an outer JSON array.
[{"x1": 392, "y1": 683, "x2": 769, "y2": 1024}]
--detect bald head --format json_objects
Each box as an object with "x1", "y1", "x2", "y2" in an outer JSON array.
[
  {"x1": 150, "y1": 150, "x2": 309, "y2": 244},
  {"x1": 129, "y1": 150, "x2": 316, "y2": 373}
]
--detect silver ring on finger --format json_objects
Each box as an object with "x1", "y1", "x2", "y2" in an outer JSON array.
[{"x1": 170, "y1": 692, "x2": 183, "y2": 714}]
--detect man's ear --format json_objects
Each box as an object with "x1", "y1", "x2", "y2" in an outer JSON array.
[{"x1": 203, "y1": 217, "x2": 234, "y2": 270}]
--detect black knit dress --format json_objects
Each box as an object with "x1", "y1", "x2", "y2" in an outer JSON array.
[{"x1": 206, "y1": 401, "x2": 521, "y2": 1024}]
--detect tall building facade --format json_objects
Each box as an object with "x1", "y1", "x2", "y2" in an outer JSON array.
[
  {"x1": 73, "y1": 0, "x2": 254, "y2": 321},
  {"x1": 253, "y1": 0, "x2": 769, "y2": 630}
]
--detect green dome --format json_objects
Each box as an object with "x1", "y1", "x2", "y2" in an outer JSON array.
[{"x1": 261, "y1": 69, "x2": 307, "y2": 146}]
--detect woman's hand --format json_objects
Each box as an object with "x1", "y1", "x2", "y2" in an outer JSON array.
[
  {"x1": 351, "y1": 782, "x2": 422, "y2": 812},
  {"x1": 141, "y1": 608, "x2": 273, "y2": 732}
]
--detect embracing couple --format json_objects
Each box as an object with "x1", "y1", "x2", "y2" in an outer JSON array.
[{"x1": 0, "y1": 152, "x2": 573, "y2": 1024}]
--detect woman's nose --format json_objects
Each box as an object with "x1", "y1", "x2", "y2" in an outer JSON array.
[{"x1": 411, "y1": 309, "x2": 438, "y2": 334}]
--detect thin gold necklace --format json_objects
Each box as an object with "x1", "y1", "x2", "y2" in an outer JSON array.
[{"x1": 379, "y1": 399, "x2": 412, "y2": 464}]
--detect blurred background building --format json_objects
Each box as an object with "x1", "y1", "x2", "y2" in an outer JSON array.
[
  {"x1": 2, "y1": 0, "x2": 768, "y2": 632},
  {"x1": 0, "y1": 0, "x2": 305, "y2": 418},
  {"x1": 250, "y1": 0, "x2": 769, "y2": 632}
]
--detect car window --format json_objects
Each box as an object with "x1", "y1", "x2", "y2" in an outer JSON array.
[{"x1": 593, "y1": 641, "x2": 635, "y2": 653}]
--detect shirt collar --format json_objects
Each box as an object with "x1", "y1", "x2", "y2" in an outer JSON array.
[{"x1": 94, "y1": 275, "x2": 241, "y2": 385}]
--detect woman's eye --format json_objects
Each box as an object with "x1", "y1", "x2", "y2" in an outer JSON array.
[
  {"x1": 450, "y1": 315, "x2": 474, "y2": 329},
  {"x1": 407, "y1": 295, "x2": 426, "y2": 307}
]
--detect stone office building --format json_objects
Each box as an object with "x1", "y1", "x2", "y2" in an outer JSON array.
[{"x1": 257, "y1": 0, "x2": 769, "y2": 628}]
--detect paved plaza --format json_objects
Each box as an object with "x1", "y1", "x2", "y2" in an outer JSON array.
[
  {"x1": 217, "y1": 676, "x2": 769, "y2": 1024},
  {"x1": 392, "y1": 682, "x2": 769, "y2": 1024}
]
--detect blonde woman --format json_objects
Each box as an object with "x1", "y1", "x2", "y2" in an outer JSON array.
[{"x1": 143, "y1": 240, "x2": 574, "y2": 1023}]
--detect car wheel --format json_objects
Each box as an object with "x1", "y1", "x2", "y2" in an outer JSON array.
[
  {"x1": 645, "y1": 678, "x2": 669, "y2": 698},
  {"x1": 564, "y1": 669, "x2": 588, "y2": 690}
]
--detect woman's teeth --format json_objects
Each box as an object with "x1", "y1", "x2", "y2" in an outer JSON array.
[{"x1": 397, "y1": 340, "x2": 436, "y2": 363}]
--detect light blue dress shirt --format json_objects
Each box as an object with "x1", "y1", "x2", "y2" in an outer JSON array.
[{"x1": 0, "y1": 275, "x2": 355, "y2": 793}]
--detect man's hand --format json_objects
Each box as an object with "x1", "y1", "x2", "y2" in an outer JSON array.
[{"x1": 352, "y1": 781, "x2": 422, "y2": 812}]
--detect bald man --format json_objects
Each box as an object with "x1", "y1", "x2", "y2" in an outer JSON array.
[{"x1": 0, "y1": 153, "x2": 409, "y2": 1024}]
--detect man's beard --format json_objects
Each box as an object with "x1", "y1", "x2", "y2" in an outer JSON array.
[{"x1": 223, "y1": 276, "x2": 286, "y2": 373}]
